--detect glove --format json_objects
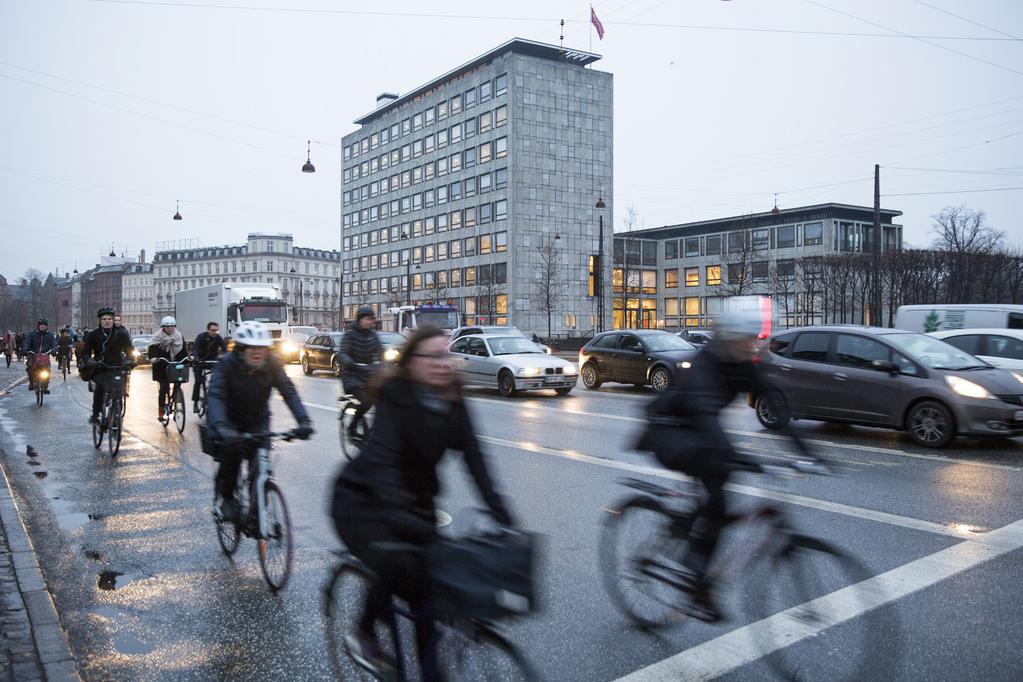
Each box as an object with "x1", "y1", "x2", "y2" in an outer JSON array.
[{"x1": 293, "y1": 423, "x2": 314, "y2": 441}]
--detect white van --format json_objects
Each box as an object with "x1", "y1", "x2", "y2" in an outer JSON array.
[{"x1": 894, "y1": 304, "x2": 1023, "y2": 333}]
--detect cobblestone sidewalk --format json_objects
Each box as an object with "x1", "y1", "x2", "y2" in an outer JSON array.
[{"x1": 1, "y1": 515, "x2": 44, "y2": 681}]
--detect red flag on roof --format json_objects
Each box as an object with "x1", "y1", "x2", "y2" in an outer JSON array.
[{"x1": 591, "y1": 6, "x2": 605, "y2": 40}]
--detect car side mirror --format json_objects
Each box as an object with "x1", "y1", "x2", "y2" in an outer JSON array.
[{"x1": 872, "y1": 359, "x2": 898, "y2": 375}]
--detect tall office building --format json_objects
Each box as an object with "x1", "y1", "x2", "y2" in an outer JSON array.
[{"x1": 341, "y1": 38, "x2": 613, "y2": 337}]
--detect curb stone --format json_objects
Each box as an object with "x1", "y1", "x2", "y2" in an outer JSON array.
[
  {"x1": 0, "y1": 375, "x2": 28, "y2": 397},
  {"x1": 0, "y1": 456, "x2": 81, "y2": 682}
]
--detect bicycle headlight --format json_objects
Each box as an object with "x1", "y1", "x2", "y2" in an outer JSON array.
[
  {"x1": 38, "y1": 370, "x2": 49, "y2": 379},
  {"x1": 131, "y1": 349, "x2": 141, "y2": 358},
  {"x1": 945, "y1": 375, "x2": 993, "y2": 399}
]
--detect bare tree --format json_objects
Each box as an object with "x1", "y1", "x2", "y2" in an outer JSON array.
[
  {"x1": 18, "y1": 269, "x2": 45, "y2": 322},
  {"x1": 423, "y1": 272, "x2": 451, "y2": 306},
  {"x1": 931, "y1": 206, "x2": 1004, "y2": 304},
  {"x1": 769, "y1": 259, "x2": 797, "y2": 329},
  {"x1": 618, "y1": 204, "x2": 642, "y2": 329},
  {"x1": 530, "y1": 236, "x2": 563, "y2": 342},
  {"x1": 473, "y1": 278, "x2": 506, "y2": 326},
  {"x1": 720, "y1": 215, "x2": 765, "y2": 297}
]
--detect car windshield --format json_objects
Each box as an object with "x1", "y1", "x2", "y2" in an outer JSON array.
[
  {"x1": 886, "y1": 333, "x2": 988, "y2": 370},
  {"x1": 132, "y1": 339, "x2": 150, "y2": 349},
  {"x1": 378, "y1": 332, "x2": 405, "y2": 346},
  {"x1": 240, "y1": 303, "x2": 287, "y2": 323},
  {"x1": 418, "y1": 311, "x2": 460, "y2": 329},
  {"x1": 488, "y1": 337, "x2": 544, "y2": 356},
  {"x1": 643, "y1": 334, "x2": 695, "y2": 352}
]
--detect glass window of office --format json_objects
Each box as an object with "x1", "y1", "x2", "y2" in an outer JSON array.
[
  {"x1": 641, "y1": 270, "x2": 657, "y2": 295},
  {"x1": 463, "y1": 236, "x2": 476, "y2": 256},
  {"x1": 495, "y1": 73, "x2": 507, "y2": 96},
  {"x1": 685, "y1": 238, "x2": 700, "y2": 257},
  {"x1": 479, "y1": 111, "x2": 492, "y2": 133},
  {"x1": 479, "y1": 142, "x2": 492, "y2": 164},
  {"x1": 495, "y1": 105, "x2": 507, "y2": 127},
  {"x1": 664, "y1": 269, "x2": 679, "y2": 288},
  {"x1": 450, "y1": 239, "x2": 461, "y2": 258},
  {"x1": 777, "y1": 225, "x2": 795, "y2": 248},
  {"x1": 495, "y1": 167, "x2": 508, "y2": 189},
  {"x1": 804, "y1": 222, "x2": 823, "y2": 246},
  {"x1": 450, "y1": 122, "x2": 462, "y2": 143},
  {"x1": 752, "y1": 228, "x2": 770, "y2": 250},
  {"x1": 464, "y1": 206, "x2": 477, "y2": 227},
  {"x1": 424, "y1": 108, "x2": 434, "y2": 127},
  {"x1": 464, "y1": 87, "x2": 476, "y2": 109},
  {"x1": 642, "y1": 241, "x2": 658, "y2": 266},
  {"x1": 706, "y1": 265, "x2": 721, "y2": 285},
  {"x1": 480, "y1": 80, "x2": 492, "y2": 103},
  {"x1": 479, "y1": 203, "x2": 492, "y2": 224},
  {"x1": 685, "y1": 267, "x2": 699, "y2": 287},
  {"x1": 437, "y1": 128, "x2": 448, "y2": 149},
  {"x1": 464, "y1": 177, "x2": 476, "y2": 197},
  {"x1": 495, "y1": 137, "x2": 507, "y2": 158},
  {"x1": 479, "y1": 172, "x2": 492, "y2": 193},
  {"x1": 495, "y1": 200, "x2": 507, "y2": 220},
  {"x1": 413, "y1": 113, "x2": 423, "y2": 131},
  {"x1": 450, "y1": 94, "x2": 461, "y2": 115},
  {"x1": 464, "y1": 117, "x2": 477, "y2": 139},
  {"x1": 664, "y1": 240, "x2": 678, "y2": 259}
]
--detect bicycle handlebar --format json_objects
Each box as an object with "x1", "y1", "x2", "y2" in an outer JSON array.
[{"x1": 239, "y1": 430, "x2": 301, "y2": 443}]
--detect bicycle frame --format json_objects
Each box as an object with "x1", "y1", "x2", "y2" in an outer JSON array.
[{"x1": 230, "y1": 441, "x2": 274, "y2": 539}]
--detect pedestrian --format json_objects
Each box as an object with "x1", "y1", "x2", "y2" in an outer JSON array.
[{"x1": 0, "y1": 330, "x2": 12, "y2": 367}]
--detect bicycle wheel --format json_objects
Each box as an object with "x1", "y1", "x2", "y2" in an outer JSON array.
[
  {"x1": 108, "y1": 400, "x2": 123, "y2": 457},
  {"x1": 340, "y1": 405, "x2": 372, "y2": 461},
  {"x1": 258, "y1": 480, "x2": 293, "y2": 591},
  {"x1": 749, "y1": 535, "x2": 891, "y2": 682},
  {"x1": 197, "y1": 379, "x2": 207, "y2": 418},
  {"x1": 173, "y1": 386, "x2": 186, "y2": 434},
  {"x1": 215, "y1": 499, "x2": 241, "y2": 557},
  {"x1": 438, "y1": 623, "x2": 538, "y2": 681},
  {"x1": 92, "y1": 404, "x2": 104, "y2": 449},
  {"x1": 36, "y1": 384, "x2": 43, "y2": 406},
  {"x1": 599, "y1": 495, "x2": 694, "y2": 629},
  {"x1": 324, "y1": 560, "x2": 396, "y2": 680}
]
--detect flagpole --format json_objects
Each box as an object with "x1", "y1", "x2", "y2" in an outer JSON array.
[{"x1": 589, "y1": 4, "x2": 593, "y2": 55}]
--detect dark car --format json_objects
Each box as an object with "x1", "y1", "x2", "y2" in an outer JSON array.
[
  {"x1": 578, "y1": 330, "x2": 698, "y2": 392},
  {"x1": 752, "y1": 325, "x2": 1023, "y2": 448},
  {"x1": 300, "y1": 332, "x2": 345, "y2": 376}
]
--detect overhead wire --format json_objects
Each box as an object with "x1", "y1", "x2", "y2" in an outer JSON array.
[{"x1": 908, "y1": 0, "x2": 1022, "y2": 41}]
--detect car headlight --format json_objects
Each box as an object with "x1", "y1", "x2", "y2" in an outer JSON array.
[
  {"x1": 945, "y1": 375, "x2": 993, "y2": 399},
  {"x1": 518, "y1": 367, "x2": 542, "y2": 376},
  {"x1": 564, "y1": 365, "x2": 578, "y2": 375},
  {"x1": 677, "y1": 361, "x2": 692, "y2": 370},
  {"x1": 545, "y1": 346, "x2": 552, "y2": 354},
  {"x1": 132, "y1": 349, "x2": 141, "y2": 358},
  {"x1": 281, "y1": 342, "x2": 296, "y2": 354},
  {"x1": 383, "y1": 348, "x2": 399, "y2": 362},
  {"x1": 1012, "y1": 371, "x2": 1023, "y2": 386}
]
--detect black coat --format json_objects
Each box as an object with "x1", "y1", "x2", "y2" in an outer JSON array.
[
  {"x1": 205, "y1": 350, "x2": 310, "y2": 435},
  {"x1": 333, "y1": 376, "x2": 513, "y2": 536},
  {"x1": 82, "y1": 327, "x2": 133, "y2": 366},
  {"x1": 192, "y1": 331, "x2": 227, "y2": 361},
  {"x1": 338, "y1": 328, "x2": 382, "y2": 389},
  {"x1": 22, "y1": 330, "x2": 57, "y2": 356}
]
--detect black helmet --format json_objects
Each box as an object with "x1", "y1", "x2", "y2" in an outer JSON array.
[
  {"x1": 97, "y1": 307, "x2": 115, "y2": 318},
  {"x1": 356, "y1": 305, "x2": 375, "y2": 321},
  {"x1": 37, "y1": 318, "x2": 48, "y2": 326}
]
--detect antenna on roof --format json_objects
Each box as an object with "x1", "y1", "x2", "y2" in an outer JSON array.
[
  {"x1": 559, "y1": 19, "x2": 565, "y2": 52},
  {"x1": 771, "y1": 193, "x2": 780, "y2": 214}
]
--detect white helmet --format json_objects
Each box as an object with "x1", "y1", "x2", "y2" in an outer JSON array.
[
  {"x1": 161, "y1": 316, "x2": 177, "y2": 327},
  {"x1": 714, "y1": 296, "x2": 769, "y2": 340},
  {"x1": 233, "y1": 321, "x2": 274, "y2": 347}
]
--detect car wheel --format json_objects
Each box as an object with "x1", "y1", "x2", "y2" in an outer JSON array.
[
  {"x1": 649, "y1": 367, "x2": 672, "y2": 392},
  {"x1": 498, "y1": 370, "x2": 517, "y2": 398},
  {"x1": 907, "y1": 400, "x2": 955, "y2": 448},
  {"x1": 581, "y1": 363, "x2": 602, "y2": 389},
  {"x1": 755, "y1": 394, "x2": 789, "y2": 430},
  {"x1": 301, "y1": 356, "x2": 313, "y2": 376},
  {"x1": 555, "y1": 387, "x2": 572, "y2": 396},
  {"x1": 332, "y1": 357, "x2": 342, "y2": 378}
]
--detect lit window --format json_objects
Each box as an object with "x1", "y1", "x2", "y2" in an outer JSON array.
[
  {"x1": 665, "y1": 269, "x2": 678, "y2": 289},
  {"x1": 706, "y1": 265, "x2": 721, "y2": 286},
  {"x1": 685, "y1": 268, "x2": 699, "y2": 287}
]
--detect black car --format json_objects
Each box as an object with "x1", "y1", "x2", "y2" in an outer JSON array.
[
  {"x1": 301, "y1": 333, "x2": 345, "y2": 376},
  {"x1": 578, "y1": 330, "x2": 698, "y2": 392}
]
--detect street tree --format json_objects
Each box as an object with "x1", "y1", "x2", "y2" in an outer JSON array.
[
  {"x1": 618, "y1": 204, "x2": 642, "y2": 328},
  {"x1": 530, "y1": 235, "x2": 563, "y2": 342}
]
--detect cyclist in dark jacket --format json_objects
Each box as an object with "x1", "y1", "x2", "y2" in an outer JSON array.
[
  {"x1": 22, "y1": 319, "x2": 58, "y2": 391},
  {"x1": 339, "y1": 305, "x2": 382, "y2": 439},
  {"x1": 82, "y1": 308, "x2": 133, "y2": 424},
  {"x1": 206, "y1": 321, "x2": 313, "y2": 523},
  {"x1": 331, "y1": 325, "x2": 515, "y2": 680},
  {"x1": 636, "y1": 298, "x2": 810, "y2": 622},
  {"x1": 191, "y1": 322, "x2": 227, "y2": 412}
]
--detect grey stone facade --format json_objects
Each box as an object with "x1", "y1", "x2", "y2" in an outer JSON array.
[{"x1": 340, "y1": 39, "x2": 613, "y2": 337}]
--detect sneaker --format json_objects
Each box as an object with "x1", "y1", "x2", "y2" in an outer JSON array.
[
  {"x1": 193, "y1": 403, "x2": 200, "y2": 415},
  {"x1": 344, "y1": 629, "x2": 393, "y2": 674}
]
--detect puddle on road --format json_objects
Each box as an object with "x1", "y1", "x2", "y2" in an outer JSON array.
[
  {"x1": 98, "y1": 571, "x2": 124, "y2": 590},
  {"x1": 26, "y1": 460, "x2": 40, "y2": 466},
  {"x1": 88, "y1": 513, "x2": 106, "y2": 521},
  {"x1": 33, "y1": 471, "x2": 47, "y2": 479},
  {"x1": 85, "y1": 549, "x2": 103, "y2": 561},
  {"x1": 112, "y1": 630, "x2": 155, "y2": 655},
  {"x1": 56, "y1": 512, "x2": 90, "y2": 532}
]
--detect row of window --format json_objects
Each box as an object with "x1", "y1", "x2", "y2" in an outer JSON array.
[
  {"x1": 344, "y1": 231, "x2": 509, "y2": 274},
  {"x1": 343, "y1": 156, "x2": 508, "y2": 209},
  {"x1": 618, "y1": 223, "x2": 828, "y2": 266},
  {"x1": 344, "y1": 74, "x2": 508, "y2": 162},
  {"x1": 344, "y1": 261, "x2": 508, "y2": 297},
  {"x1": 344, "y1": 106, "x2": 508, "y2": 185},
  {"x1": 344, "y1": 200, "x2": 509, "y2": 252},
  {"x1": 343, "y1": 293, "x2": 510, "y2": 328},
  {"x1": 613, "y1": 259, "x2": 799, "y2": 294},
  {"x1": 155, "y1": 260, "x2": 340, "y2": 280}
]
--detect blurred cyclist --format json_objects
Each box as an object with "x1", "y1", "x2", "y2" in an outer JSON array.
[
  {"x1": 339, "y1": 305, "x2": 382, "y2": 440},
  {"x1": 330, "y1": 325, "x2": 515, "y2": 679},
  {"x1": 205, "y1": 321, "x2": 313, "y2": 523},
  {"x1": 637, "y1": 297, "x2": 810, "y2": 622}
]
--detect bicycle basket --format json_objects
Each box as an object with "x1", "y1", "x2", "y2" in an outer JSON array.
[
  {"x1": 166, "y1": 363, "x2": 190, "y2": 384},
  {"x1": 198, "y1": 424, "x2": 222, "y2": 461},
  {"x1": 427, "y1": 531, "x2": 540, "y2": 621}
]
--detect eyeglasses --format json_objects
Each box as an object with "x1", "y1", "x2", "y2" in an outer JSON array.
[{"x1": 410, "y1": 352, "x2": 448, "y2": 360}]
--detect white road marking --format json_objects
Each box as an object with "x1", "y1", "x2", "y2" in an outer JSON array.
[
  {"x1": 614, "y1": 518, "x2": 1023, "y2": 681},
  {"x1": 476, "y1": 435, "x2": 968, "y2": 538}
]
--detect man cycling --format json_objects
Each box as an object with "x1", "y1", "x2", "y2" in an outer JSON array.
[
  {"x1": 637, "y1": 297, "x2": 811, "y2": 622},
  {"x1": 191, "y1": 321, "x2": 227, "y2": 413},
  {"x1": 82, "y1": 308, "x2": 133, "y2": 425},
  {"x1": 339, "y1": 306, "x2": 382, "y2": 441},
  {"x1": 205, "y1": 321, "x2": 314, "y2": 524},
  {"x1": 56, "y1": 329, "x2": 74, "y2": 373},
  {"x1": 22, "y1": 319, "x2": 58, "y2": 393}
]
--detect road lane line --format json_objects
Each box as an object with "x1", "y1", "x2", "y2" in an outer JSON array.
[
  {"x1": 614, "y1": 518, "x2": 1023, "y2": 681},
  {"x1": 476, "y1": 435, "x2": 967, "y2": 538}
]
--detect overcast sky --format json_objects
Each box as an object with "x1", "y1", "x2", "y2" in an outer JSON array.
[{"x1": 2, "y1": 0, "x2": 1021, "y2": 282}]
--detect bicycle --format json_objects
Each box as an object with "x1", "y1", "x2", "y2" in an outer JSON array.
[
  {"x1": 210, "y1": 430, "x2": 297, "y2": 591},
  {"x1": 193, "y1": 360, "x2": 218, "y2": 418},
  {"x1": 338, "y1": 393, "x2": 374, "y2": 461},
  {"x1": 90, "y1": 361, "x2": 131, "y2": 457},
  {"x1": 324, "y1": 537, "x2": 538, "y2": 681},
  {"x1": 58, "y1": 350, "x2": 72, "y2": 381},
  {"x1": 26, "y1": 352, "x2": 54, "y2": 406},
  {"x1": 599, "y1": 455, "x2": 889, "y2": 681},
  {"x1": 153, "y1": 357, "x2": 189, "y2": 434}
]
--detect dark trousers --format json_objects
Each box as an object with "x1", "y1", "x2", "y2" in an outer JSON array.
[
  {"x1": 3, "y1": 351, "x2": 10, "y2": 367},
  {"x1": 683, "y1": 470, "x2": 730, "y2": 581},
  {"x1": 333, "y1": 490, "x2": 440, "y2": 681},
  {"x1": 91, "y1": 373, "x2": 120, "y2": 418},
  {"x1": 157, "y1": 378, "x2": 172, "y2": 411},
  {"x1": 215, "y1": 444, "x2": 258, "y2": 503},
  {"x1": 191, "y1": 367, "x2": 205, "y2": 402}
]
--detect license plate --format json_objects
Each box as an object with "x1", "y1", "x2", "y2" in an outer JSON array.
[
  {"x1": 544, "y1": 375, "x2": 560, "y2": 384},
  {"x1": 1015, "y1": 410, "x2": 1023, "y2": 421}
]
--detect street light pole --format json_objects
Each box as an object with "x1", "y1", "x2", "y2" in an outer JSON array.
[
  {"x1": 596, "y1": 197, "x2": 606, "y2": 333},
  {"x1": 335, "y1": 277, "x2": 343, "y2": 330}
]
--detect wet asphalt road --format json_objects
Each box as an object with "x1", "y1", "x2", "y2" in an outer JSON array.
[{"x1": 0, "y1": 363, "x2": 1022, "y2": 681}]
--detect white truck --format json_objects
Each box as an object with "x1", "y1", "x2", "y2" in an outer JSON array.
[
  {"x1": 894, "y1": 304, "x2": 1023, "y2": 333},
  {"x1": 383, "y1": 304, "x2": 461, "y2": 337},
  {"x1": 174, "y1": 283, "x2": 290, "y2": 344}
]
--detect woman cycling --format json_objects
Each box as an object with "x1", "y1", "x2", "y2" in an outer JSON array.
[
  {"x1": 330, "y1": 325, "x2": 516, "y2": 680},
  {"x1": 148, "y1": 316, "x2": 187, "y2": 421}
]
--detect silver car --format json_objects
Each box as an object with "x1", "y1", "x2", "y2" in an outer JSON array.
[{"x1": 448, "y1": 334, "x2": 577, "y2": 397}]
